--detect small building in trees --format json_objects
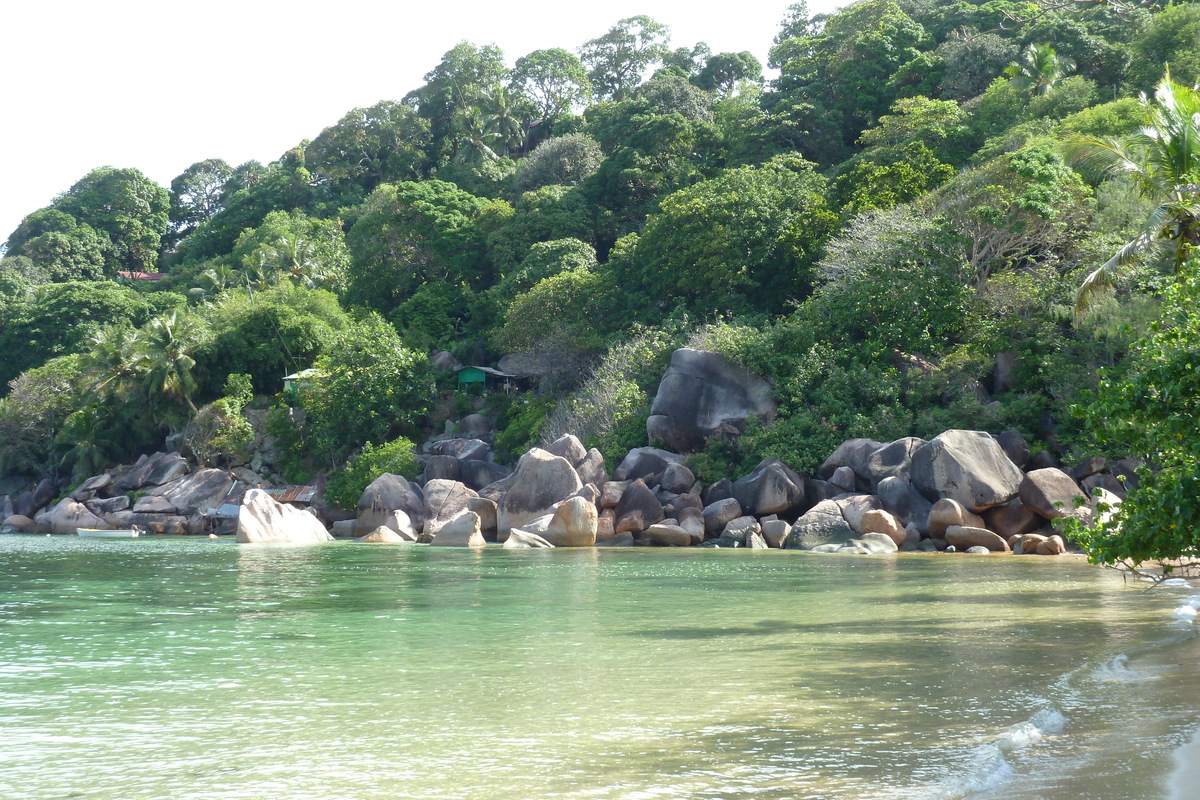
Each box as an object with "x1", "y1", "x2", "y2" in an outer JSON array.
[{"x1": 455, "y1": 365, "x2": 522, "y2": 393}]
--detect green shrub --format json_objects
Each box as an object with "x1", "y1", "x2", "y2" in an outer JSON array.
[
  {"x1": 184, "y1": 398, "x2": 254, "y2": 468},
  {"x1": 265, "y1": 404, "x2": 312, "y2": 484},
  {"x1": 494, "y1": 398, "x2": 553, "y2": 461},
  {"x1": 298, "y1": 314, "x2": 433, "y2": 467},
  {"x1": 1072, "y1": 263, "x2": 1200, "y2": 570},
  {"x1": 324, "y1": 438, "x2": 419, "y2": 511},
  {"x1": 538, "y1": 320, "x2": 689, "y2": 464}
]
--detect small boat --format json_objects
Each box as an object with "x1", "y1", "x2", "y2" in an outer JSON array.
[{"x1": 77, "y1": 527, "x2": 140, "y2": 538}]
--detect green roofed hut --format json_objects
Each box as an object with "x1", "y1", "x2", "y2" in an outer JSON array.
[
  {"x1": 282, "y1": 368, "x2": 322, "y2": 402},
  {"x1": 455, "y1": 365, "x2": 521, "y2": 393},
  {"x1": 283, "y1": 368, "x2": 321, "y2": 392}
]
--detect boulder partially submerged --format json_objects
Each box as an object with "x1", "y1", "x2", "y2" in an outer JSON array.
[{"x1": 237, "y1": 489, "x2": 332, "y2": 544}]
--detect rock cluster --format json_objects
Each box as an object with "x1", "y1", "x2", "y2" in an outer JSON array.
[
  {"x1": 0, "y1": 350, "x2": 1136, "y2": 556},
  {"x1": 2, "y1": 453, "x2": 244, "y2": 536}
]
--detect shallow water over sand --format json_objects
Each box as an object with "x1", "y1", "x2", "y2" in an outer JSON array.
[{"x1": 1, "y1": 536, "x2": 1198, "y2": 800}]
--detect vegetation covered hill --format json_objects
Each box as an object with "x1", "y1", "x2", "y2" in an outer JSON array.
[{"x1": 2, "y1": 0, "x2": 1197, "y2": 563}]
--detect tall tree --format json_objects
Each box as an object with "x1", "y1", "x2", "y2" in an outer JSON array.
[
  {"x1": 930, "y1": 141, "x2": 1091, "y2": 286},
  {"x1": 298, "y1": 314, "x2": 433, "y2": 466},
  {"x1": 7, "y1": 167, "x2": 169, "y2": 276},
  {"x1": 405, "y1": 42, "x2": 508, "y2": 162},
  {"x1": 621, "y1": 154, "x2": 838, "y2": 316},
  {"x1": 1123, "y1": 3, "x2": 1199, "y2": 92},
  {"x1": 345, "y1": 180, "x2": 491, "y2": 312},
  {"x1": 1073, "y1": 262, "x2": 1200, "y2": 574},
  {"x1": 579, "y1": 16, "x2": 671, "y2": 101},
  {"x1": 511, "y1": 49, "x2": 593, "y2": 120},
  {"x1": 54, "y1": 167, "x2": 170, "y2": 273},
  {"x1": 476, "y1": 84, "x2": 532, "y2": 156},
  {"x1": 168, "y1": 159, "x2": 233, "y2": 246},
  {"x1": 305, "y1": 101, "x2": 431, "y2": 206},
  {"x1": 659, "y1": 42, "x2": 712, "y2": 78},
  {"x1": 9, "y1": 210, "x2": 110, "y2": 281},
  {"x1": 767, "y1": 0, "x2": 930, "y2": 157},
  {"x1": 138, "y1": 311, "x2": 202, "y2": 415},
  {"x1": 695, "y1": 52, "x2": 763, "y2": 96}
]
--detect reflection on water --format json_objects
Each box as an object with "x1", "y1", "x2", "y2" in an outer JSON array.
[{"x1": 0, "y1": 536, "x2": 1197, "y2": 800}]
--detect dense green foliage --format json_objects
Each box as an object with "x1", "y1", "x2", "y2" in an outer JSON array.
[
  {"x1": 6, "y1": 167, "x2": 170, "y2": 278},
  {"x1": 182, "y1": 374, "x2": 255, "y2": 469},
  {"x1": 324, "y1": 438, "x2": 420, "y2": 511},
  {"x1": 1073, "y1": 264, "x2": 1200, "y2": 570},
  {"x1": 0, "y1": 282, "x2": 183, "y2": 390},
  {"x1": 293, "y1": 316, "x2": 433, "y2": 467}
]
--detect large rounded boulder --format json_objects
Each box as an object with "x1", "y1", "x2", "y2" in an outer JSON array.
[
  {"x1": 357, "y1": 474, "x2": 425, "y2": 536},
  {"x1": 497, "y1": 448, "x2": 582, "y2": 540},
  {"x1": 818, "y1": 438, "x2": 885, "y2": 484},
  {"x1": 646, "y1": 348, "x2": 776, "y2": 454},
  {"x1": 785, "y1": 500, "x2": 855, "y2": 550},
  {"x1": 423, "y1": 480, "x2": 478, "y2": 537},
  {"x1": 543, "y1": 496, "x2": 599, "y2": 547},
  {"x1": 613, "y1": 479, "x2": 664, "y2": 534},
  {"x1": 614, "y1": 447, "x2": 682, "y2": 483},
  {"x1": 911, "y1": 430, "x2": 1024, "y2": 512},
  {"x1": 237, "y1": 489, "x2": 332, "y2": 544},
  {"x1": 732, "y1": 458, "x2": 805, "y2": 517},
  {"x1": 150, "y1": 469, "x2": 236, "y2": 517},
  {"x1": 865, "y1": 437, "x2": 925, "y2": 489},
  {"x1": 45, "y1": 498, "x2": 107, "y2": 535},
  {"x1": 1019, "y1": 468, "x2": 1087, "y2": 520}
]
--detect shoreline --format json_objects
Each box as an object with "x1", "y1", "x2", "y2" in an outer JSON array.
[
  {"x1": 1169, "y1": 720, "x2": 1200, "y2": 800},
  {"x1": 1158, "y1": 592, "x2": 1200, "y2": 800}
]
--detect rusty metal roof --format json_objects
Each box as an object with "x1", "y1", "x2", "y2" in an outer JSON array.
[
  {"x1": 264, "y1": 486, "x2": 317, "y2": 504},
  {"x1": 117, "y1": 271, "x2": 166, "y2": 280}
]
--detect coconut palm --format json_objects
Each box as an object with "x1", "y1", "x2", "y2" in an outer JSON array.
[
  {"x1": 236, "y1": 253, "x2": 279, "y2": 292},
  {"x1": 257, "y1": 233, "x2": 331, "y2": 289},
  {"x1": 1005, "y1": 43, "x2": 1075, "y2": 97},
  {"x1": 56, "y1": 405, "x2": 119, "y2": 482},
  {"x1": 1066, "y1": 70, "x2": 1200, "y2": 310},
  {"x1": 138, "y1": 312, "x2": 201, "y2": 415},
  {"x1": 452, "y1": 105, "x2": 502, "y2": 163},
  {"x1": 477, "y1": 84, "x2": 531, "y2": 155},
  {"x1": 82, "y1": 323, "x2": 143, "y2": 400},
  {"x1": 198, "y1": 263, "x2": 237, "y2": 296}
]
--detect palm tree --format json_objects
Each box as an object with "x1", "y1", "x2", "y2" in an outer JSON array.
[
  {"x1": 56, "y1": 405, "x2": 119, "y2": 482},
  {"x1": 1066, "y1": 71, "x2": 1200, "y2": 310},
  {"x1": 452, "y1": 105, "x2": 502, "y2": 163},
  {"x1": 190, "y1": 263, "x2": 239, "y2": 301},
  {"x1": 138, "y1": 312, "x2": 201, "y2": 415},
  {"x1": 82, "y1": 323, "x2": 142, "y2": 400},
  {"x1": 1005, "y1": 43, "x2": 1075, "y2": 97},
  {"x1": 478, "y1": 84, "x2": 530, "y2": 155},
  {"x1": 258, "y1": 233, "x2": 331, "y2": 289},
  {"x1": 237, "y1": 253, "x2": 279, "y2": 292}
]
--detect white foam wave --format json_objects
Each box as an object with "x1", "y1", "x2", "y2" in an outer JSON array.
[
  {"x1": 1174, "y1": 594, "x2": 1200, "y2": 612},
  {"x1": 1091, "y1": 653, "x2": 1152, "y2": 683},
  {"x1": 960, "y1": 746, "x2": 1015, "y2": 793},
  {"x1": 909, "y1": 707, "x2": 1066, "y2": 799},
  {"x1": 1166, "y1": 595, "x2": 1200, "y2": 630}
]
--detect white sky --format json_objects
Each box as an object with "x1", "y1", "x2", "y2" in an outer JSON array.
[{"x1": 0, "y1": 0, "x2": 846, "y2": 246}]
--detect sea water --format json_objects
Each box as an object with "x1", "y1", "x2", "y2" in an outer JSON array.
[{"x1": 1, "y1": 535, "x2": 1198, "y2": 800}]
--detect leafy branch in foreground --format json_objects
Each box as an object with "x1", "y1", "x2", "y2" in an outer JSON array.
[{"x1": 1071, "y1": 262, "x2": 1200, "y2": 574}]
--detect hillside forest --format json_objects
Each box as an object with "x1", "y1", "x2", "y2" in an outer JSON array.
[{"x1": 3, "y1": 0, "x2": 1199, "y2": 562}]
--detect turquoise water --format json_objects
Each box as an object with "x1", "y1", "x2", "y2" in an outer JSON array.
[{"x1": 2, "y1": 535, "x2": 1199, "y2": 800}]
